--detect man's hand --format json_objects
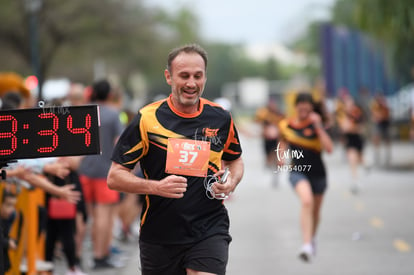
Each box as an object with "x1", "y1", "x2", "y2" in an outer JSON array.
[
  {"x1": 155, "y1": 175, "x2": 188, "y2": 198},
  {"x1": 59, "y1": 156, "x2": 84, "y2": 171},
  {"x1": 211, "y1": 169, "x2": 234, "y2": 199},
  {"x1": 310, "y1": 112, "x2": 334, "y2": 153},
  {"x1": 59, "y1": 184, "x2": 81, "y2": 203},
  {"x1": 9, "y1": 165, "x2": 32, "y2": 178},
  {"x1": 309, "y1": 112, "x2": 323, "y2": 128},
  {"x1": 8, "y1": 239, "x2": 17, "y2": 250},
  {"x1": 43, "y1": 161, "x2": 70, "y2": 179}
]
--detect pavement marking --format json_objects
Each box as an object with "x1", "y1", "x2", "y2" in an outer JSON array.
[
  {"x1": 369, "y1": 217, "x2": 384, "y2": 229},
  {"x1": 393, "y1": 239, "x2": 412, "y2": 253}
]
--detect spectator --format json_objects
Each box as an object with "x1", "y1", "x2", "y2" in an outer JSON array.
[
  {"x1": 78, "y1": 79, "x2": 124, "y2": 269},
  {"x1": 44, "y1": 170, "x2": 87, "y2": 275},
  {"x1": 1, "y1": 190, "x2": 18, "y2": 273}
]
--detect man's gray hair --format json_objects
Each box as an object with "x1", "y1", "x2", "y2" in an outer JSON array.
[{"x1": 167, "y1": 43, "x2": 208, "y2": 72}]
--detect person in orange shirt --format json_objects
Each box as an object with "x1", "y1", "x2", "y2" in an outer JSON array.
[
  {"x1": 370, "y1": 94, "x2": 391, "y2": 167},
  {"x1": 338, "y1": 95, "x2": 366, "y2": 194},
  {"x1": 255, "y1": 98, "x2": 284, "y2": 168}
]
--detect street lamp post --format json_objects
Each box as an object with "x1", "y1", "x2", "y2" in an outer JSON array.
[{"x1": 24, "y1": 0, "x2": 43, "y2": 101}]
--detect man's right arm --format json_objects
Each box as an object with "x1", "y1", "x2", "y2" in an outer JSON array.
[{"x1": 107, "y1": 162, "x2": 187, "y2": 198}]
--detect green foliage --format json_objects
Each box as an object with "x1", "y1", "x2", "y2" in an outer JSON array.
[
  {"x1": 332, "y1": 0, "x2": 414, "y2": 83},
  {"x1": 0, "y1": 0, "x2": 170, "y2": 86},
  {"x1": 0, "y1": 0, "x2": 287, "y2": 100},
  {"x1": 289, "y1": 20, "x2": 326, "y2": 81},
  {"x1": 202, "y1": 43, "x2": 283, "y2": 99}
]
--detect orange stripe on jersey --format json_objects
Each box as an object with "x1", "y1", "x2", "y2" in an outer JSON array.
[
  {"x1": 123, "y1": 141, "x2": 146, "y2": 166},
  {"x1": 140, "y1": 195, "x2": 150, "y2": 227},
  {"x1": 125, "y1": 142, "x2": 144, "y2": 155},
  {"x1": 167, "y1": 95, "x2": 204, "y2": 118},
  {"x1": 279, "y1": 118, "x2": 322, "y2": 152},
  {"x1": 224, "y1": 118, "x2": 240, "y2": 155},
  {"x1": 286, "y1": 117, "x2": 313, "y2": 129},
  {"x1": 208, "y1": 164, "x2": 219, "y2": 174},
  {"x1": 149, "y1": 140, "x2": 167, "y2": 150},
  {"x1": 124, "y1": 157, "x2": 141, "y2": 166}
]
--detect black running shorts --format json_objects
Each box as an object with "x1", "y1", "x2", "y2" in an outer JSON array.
[
  {"x1": 344, "y1": 133, "x2": 364, "y2": 152},
  {"x1": 289, "y1": 171, "x2": 327, "y2": 195},
  {"x1": 139, "y1": 234, "x2": 232, "y2": 275}
]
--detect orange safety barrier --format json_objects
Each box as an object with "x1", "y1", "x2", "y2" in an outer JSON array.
[{"x1": 1, "y1": 182, "x2": 46, "y2": 275}]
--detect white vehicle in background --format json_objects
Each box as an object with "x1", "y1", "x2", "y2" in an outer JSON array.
[
  {"x1": 29, "y1": 78, "x2": 71, "y2": 103},
  {"x1": 387, "y1": 83, "x2": 414, "y2": 121},
  {"x1": 386, "y1": 83, "x2": 414, "y2": 139}
]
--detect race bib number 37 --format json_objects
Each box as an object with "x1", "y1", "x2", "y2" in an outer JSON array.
[{"x1": 165, "y1": 138, "x2": 210, "y2": 177}]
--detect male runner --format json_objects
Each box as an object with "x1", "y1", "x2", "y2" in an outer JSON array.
[
  {"x1": 370, "y1": 94, "x2": 391, "y2": 166},
  {"x1": 107, "y1": 44, "x2": 244, "y2": 275},
  {"x1": 338, "y1": 95, "x2": 366, "y2": 194}
]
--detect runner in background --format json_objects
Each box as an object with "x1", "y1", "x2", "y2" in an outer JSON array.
[
  {"x1": 64, "y1": 83, "x2": 90, "y2": 270},
  {"x1": 278, "y1": 92, "x2": 333, "y2": 263},
  {"x1": 255, "y1": 98, "x2": 284, "y2": 187},
  {"x1": 78, "y1": 80, "x2": 124, "y2": 269},
  {"x1": 337, "y1": 94, "x2": 366, "y2": 194},
  {"x1": 370, "y1": 94, "x2": 391, "y2": 167}
]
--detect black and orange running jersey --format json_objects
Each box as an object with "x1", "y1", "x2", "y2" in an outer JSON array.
[
  {"x1": 111, "y1": 95, "x2": 242, "y2": 244},
  {"x1": 279, "y1": 118, "x2": 326, "y2": 178},
  {"x1": 346, "y1": 105, "x2": 364, "y2": 124},
  {"x1": 371, "y1": 100, "x2": 390, "y2": 122},
  {"x1": 255, "y1": 107, "x2": 284, "y2": 126}
]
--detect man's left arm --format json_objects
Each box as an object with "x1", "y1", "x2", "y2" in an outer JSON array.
[
  {"x1": 213, "y1": 157, "x2": 244, "y2": 197},
  {"x1": 213, "y1": 113, "x2": 244, "y2": 197}
]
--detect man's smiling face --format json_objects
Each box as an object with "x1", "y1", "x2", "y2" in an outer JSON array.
[{"x1": 165, "y1": 52, "x2": 206, "y2": 114}]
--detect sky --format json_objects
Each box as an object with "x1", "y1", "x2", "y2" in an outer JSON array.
[{"x1": 145, "y1": 0, "x2": 336, "y2": 45}]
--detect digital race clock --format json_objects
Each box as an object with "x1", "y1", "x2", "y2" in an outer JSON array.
[{"x1": 0, "y1": 105, "x2": 101, "y2": 160}]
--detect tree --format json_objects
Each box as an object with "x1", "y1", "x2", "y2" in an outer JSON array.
[
  {"x1": 332, "y1": 0, "x2": 414, "y2": 83},
  {"x1": 289, "y1": 20, "x2": 326, "y2": 81},
  {"x1": 145, "y1": 5, "x2": 204, "y2": 96},
  {"x1": 154, "y1": 6, "x2": 201, "y2": 44},
  {"x1": 0, "y1": 0, "x2": 294, "y2": 102},
  {"x1": 0, "y1": 0, "x2": 162, "y2": 94}
]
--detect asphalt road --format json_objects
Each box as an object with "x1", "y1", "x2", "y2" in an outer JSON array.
[{"x1": 54, "y1": 135, "x2": 414, "y2": 275}]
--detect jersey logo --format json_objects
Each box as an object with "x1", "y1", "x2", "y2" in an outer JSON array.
[{"x1": 202, "y1": 127, "x2": 219, "y2": 138}]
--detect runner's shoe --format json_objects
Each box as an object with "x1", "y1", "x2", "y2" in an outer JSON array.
[{"x1": 298, "y1": 243, "x2": 313, "y2": 263}]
